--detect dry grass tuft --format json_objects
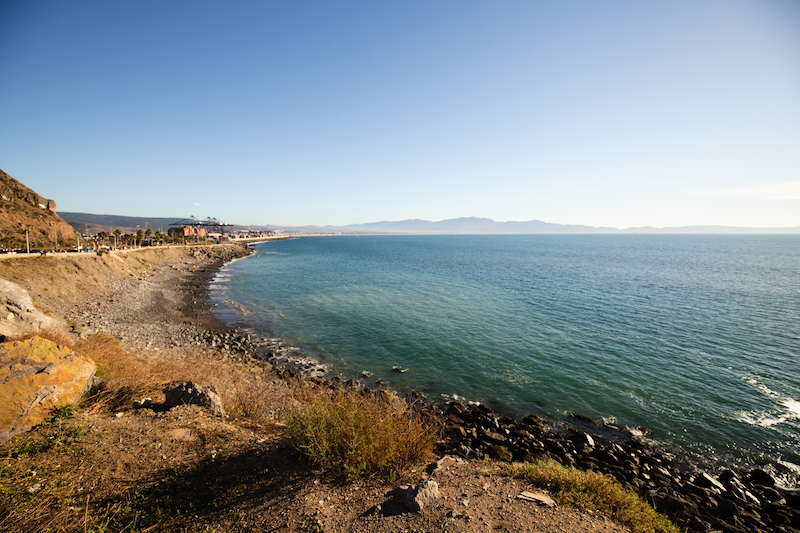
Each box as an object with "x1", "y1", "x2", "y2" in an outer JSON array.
[
  {"x1": 503, "y1": 460, "x2": 679, "y2": 533},
  {"x1": 76, "y1": 333, "x2": 164, "y2": 413},
  {"x1": 152, "y1": 351, "x2": 298, "y2": 424},
  {"x1": 13, "y1": 328, "x2": 76, "y2": 350},
  {"x1": 6, "y1": 330, "x2": 311, "y2": 426},
  {"x1": 73, "y1": 333, "x2": 296, "y2": 424},
  {"x1": 286, "y1": 387, "x2": 436, "y2": 480}
]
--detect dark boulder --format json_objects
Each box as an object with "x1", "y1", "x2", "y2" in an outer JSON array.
[
  {"x1": 486, "y1": 444, "x2": 513, "y2": 462},
  {"x1": 744, "y1": 468, "x2": 775, "y2": 487},
  {"x1": 164, "y1": 381, "x2": 226, "y2": 417}
]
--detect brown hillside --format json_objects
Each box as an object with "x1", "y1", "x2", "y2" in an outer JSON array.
[{"x1": 0, "y1": 168, "x2": 81, "y2": 251}]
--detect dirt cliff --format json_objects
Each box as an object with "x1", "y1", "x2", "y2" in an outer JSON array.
[{"x1": 0, "y1": 168, "x2": 81, "y2": 251}]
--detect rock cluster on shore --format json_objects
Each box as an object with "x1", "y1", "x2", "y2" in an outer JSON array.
[
  {"x1": 432, "y1": 400, "x2": 800, "y2": 533},
  {"x1": 267, "y1": 340, "x2": 800, "y2": 533},
  {"x1": 189, "y1": 244, "x2": 254, "y2": 263}
]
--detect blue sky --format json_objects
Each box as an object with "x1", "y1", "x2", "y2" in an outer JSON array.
[{"x1": 1, "y1": 1, "x2": 799, "y2": 228}]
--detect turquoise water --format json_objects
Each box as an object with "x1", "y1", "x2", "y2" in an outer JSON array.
[{"x1": 210, "y1": 234, "x2": 800, "y2": 483}]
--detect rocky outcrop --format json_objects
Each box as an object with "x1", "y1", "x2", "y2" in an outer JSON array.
[
  {"x1": 0, "y1": 169, "x2": 56, "y2": 213},
  {"x1": 0, "y1": 278, "x2": 60, "y2": 338},
  {"x1": 0, "y1": 336, "x2": 96, "y2": 443},
  {"x1": 164, "y1": 381, "x2": 226, "y2": 417},
  {"x1": 0, "y1": 168, "x2": 79, "y2": 250},
  {"x1": 190, "y1": 243, "x2": 251, "y2": 263}
]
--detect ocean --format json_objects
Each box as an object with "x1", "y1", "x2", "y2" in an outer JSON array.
[{"x1": 209, "y1": 234, "x2": 800, "y2": 485}]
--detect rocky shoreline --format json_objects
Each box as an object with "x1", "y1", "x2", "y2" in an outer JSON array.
[
  {"x1": 63, "y1": 244, "x2": 800, "y2": 533},
  {"x1": 434, "y1": 402, "x2": 800, "y2": 532},
  {"x1": 282, "y1": 367, "x2": 800, "y2": 532}
]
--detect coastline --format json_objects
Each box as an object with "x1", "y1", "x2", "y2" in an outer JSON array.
[
  {"x1": 0, "y1": 244, "x2": 635, "y2": 532},
  {"x1": 203, "y1": 247, "x2": 800, "y2": 532},
  {"x1": 206, "y1": 240, "x2": 797, "y2": 475},
  {"x1": 2, "y1": 244, "x2": 798, "y2": 532}
]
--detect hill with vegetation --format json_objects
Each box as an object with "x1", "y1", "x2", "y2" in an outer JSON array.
[
  {"x1": 58, "y1": 212, "x2": 185, "y2": 236},
  {"x1": 0, "y1": 168, "x2": 80, "y2": 251}
]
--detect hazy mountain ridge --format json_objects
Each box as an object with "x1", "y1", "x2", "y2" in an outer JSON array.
[
  {"x1": 340, "y1": 217, "x2": 800, "y2": 234},
  {"x1": 342, "y1": 217, "x2": 620, "y2": 234},
  {"x1": 59, "y1": 212, "x2": 185, "y2": 235},
  {"x1": 58, "y1": 212, "x2": 800, "y2": 235},
  {"x1": 620, "y1": 224, "x2": 800, "y2": 234}
]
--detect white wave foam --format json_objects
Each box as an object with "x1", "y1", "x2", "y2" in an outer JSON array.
[
  {"x1": 783, "y1": 399, "x2": 800, "y2": 419},
  {"x1": 737, "y1": 397, "x2": 800, "y2": 428},
  {"x1": 627, "y1": 426, "x2": 648, "y2": 438},
  {"x1": 737, "y1": 375, "x2": 800, "y2": 428},
  {"x1": 777, "y1": 459, "x2": 800, "y2": 475},
  {"x1": 737, "y1": 410, "x2": 785, "y2": 428},
  {"x1": 601, "y1": 416, "x2": 618, "y2": 426}
]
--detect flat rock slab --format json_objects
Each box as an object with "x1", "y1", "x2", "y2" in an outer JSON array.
[
  {"x1": 0, "y1": 336, "x2": 96, "y2": 443},
  {"x1": 518, "y1": 491, "x2": 557, "y2": 507}
]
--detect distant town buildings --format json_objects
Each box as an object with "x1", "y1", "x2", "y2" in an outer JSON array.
[
  {"x1": 181, "y1": 225, "x2": 208, "y2": 237},
  {"x1": 232, "y1": 229, "x2": 281, "y2": 238}
]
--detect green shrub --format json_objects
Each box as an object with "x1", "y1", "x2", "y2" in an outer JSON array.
[
  {"x1": 286, "y1": 388, "x2": 434, "y2": 480},
  {"x1": 504, "y1": 460, "x2": 679, "y2": 533}
]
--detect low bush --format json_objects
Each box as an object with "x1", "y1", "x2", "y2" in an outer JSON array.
[
  {"x1": 503, "y1": 460, "x2": 679, "y2": 533},
  {"x1": 286, "y1": 388, "x2": 435, "y2": 480}
]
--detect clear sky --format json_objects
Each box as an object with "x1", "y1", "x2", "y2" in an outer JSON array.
[{"x1": 1, "y1": 1, "x2": 799, "y2": 228}]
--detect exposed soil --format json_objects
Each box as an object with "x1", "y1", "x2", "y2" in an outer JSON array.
[
  {"x1": 4, "y1": 404, "x2": 630, "y2": 532},
  {"x1": 0, "y1": 244, "x2": 632, "y2": 532},
  {"x1": 0, "y1": 168, "x2": 79, "y2": 251}
]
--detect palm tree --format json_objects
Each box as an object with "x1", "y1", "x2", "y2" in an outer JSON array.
[
  {"x1": 97, "y1": 231, "x2": 108, "y2": 245},
  {"x1": 113, "y1": 229, "x2": 121, "y2": 248},
  {"x1": 136, "y1": 229, "x2": 144, "y2": 247}
]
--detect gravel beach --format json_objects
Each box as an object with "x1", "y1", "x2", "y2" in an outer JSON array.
[{"x1": 63, "y1": 245, "x2": 252, "y2": 351}]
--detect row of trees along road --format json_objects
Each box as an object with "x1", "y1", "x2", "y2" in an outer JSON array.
[{"x1": 93, "y1": 228, "x2": 205, "y2": 247}]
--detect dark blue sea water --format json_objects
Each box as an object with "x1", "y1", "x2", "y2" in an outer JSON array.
[{"x1": 210, "y1": 234, "x2": 800, "y2": 485}]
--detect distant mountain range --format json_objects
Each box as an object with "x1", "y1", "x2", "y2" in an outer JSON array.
[
  {"x1": 343, "y1": 218, "x2": 614, "y2": 234},
  {"x1": 59, "y1": 213, "x2": 800, "y2": 235},
  {"x1": 340, "y1": 217, "x2": 800, "y2": 234}
]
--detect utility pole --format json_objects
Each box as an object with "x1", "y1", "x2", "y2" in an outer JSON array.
[{"x1": 26, "y1": 230, "x2": 30, "y2": 254}]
